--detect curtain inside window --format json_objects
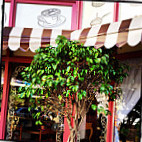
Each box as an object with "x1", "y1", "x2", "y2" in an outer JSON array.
[{"x1": 115, "y1": 58, "x2": 142, "y2": 142}]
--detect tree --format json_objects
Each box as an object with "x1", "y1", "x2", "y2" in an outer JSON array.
[{"x1": 19, "y1": 36, "x2": 128, "y2": 142}]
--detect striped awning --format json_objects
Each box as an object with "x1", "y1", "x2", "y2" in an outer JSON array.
[{"x1": 3, "y1": 15, "x2": 142, "y2": 52}]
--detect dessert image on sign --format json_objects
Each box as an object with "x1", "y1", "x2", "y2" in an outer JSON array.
[
  {"x1": 90, "y1": 12, "x2": 110, "y2": 26},
  {"x1": 37, "y1": 8, "x2": 66, "y2": 28}
]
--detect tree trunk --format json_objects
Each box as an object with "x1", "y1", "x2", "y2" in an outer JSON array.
[{"x1": 68, "y1": 129, "x2": 77, "y2": 142}]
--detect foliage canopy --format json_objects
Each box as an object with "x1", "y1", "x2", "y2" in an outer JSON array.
[{"x1": 19, "y1": 36, "x2": 128, "y2": 141}]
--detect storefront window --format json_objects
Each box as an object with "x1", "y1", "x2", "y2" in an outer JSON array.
[
  {"x1": 15, "y1": 3, "x2": 72, "y2": 29},
  {"x1": 84, "y1": 109, "x2": 107, "y2": 142},
  {"x1": 114, "y1": 59, "x2": 142, "y2": 142},
  {"x1": 5, "y1": 63, "x2": 56, "y2": 141},
  {"x1": 82, "y1": 1, "x2": 114, "y2": 28},
  {"x1": 78, "y1": 94, "x2": 108, "y2": 142},
  {"x1": 115, "y1": 100, "x2": 141, "y2": 142},
  {"x1": 119, "y1": 3, "x2": 142, "y2": 21}
]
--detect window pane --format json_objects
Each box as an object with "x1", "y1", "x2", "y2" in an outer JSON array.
[
  {"x1": 5, "y1": 63, "x2": 57, "y2": 141},
  {"x1": 119, "y1": 3, "x2": 142, "y2": 20},
  {"x1": 114, "y1": 59, "x2": 141, "y2": 142},
  {"x1": 82, "y1": 1, "x2": 114, "y2": 28},
  {"x1": 4, "y1": 2, "x2": 10, "y2": 27},
  {"x1": 15, "y1": 3, "x2": 72, "y2": 30},
  {"x1": 79, "y1": 94, "x2": 108, "y2": 142},
  {"x1": 115, "y1": 100, "x2": 141, "y2": 142}
]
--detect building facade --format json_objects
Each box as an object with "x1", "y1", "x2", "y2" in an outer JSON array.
[{"x1": 1, "y1": 0, "x2": 142, "y2": 142}]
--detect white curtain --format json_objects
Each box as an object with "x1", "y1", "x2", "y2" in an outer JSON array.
[
  {"x1": 117, "y1": 67, "x2": 141, "y2": 123},
  {"x1": 115, "y1": 58, "x2": 142, "y2": 142}
]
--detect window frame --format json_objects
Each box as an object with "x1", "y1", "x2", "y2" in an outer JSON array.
[{"x1": 5, "y1": 0, "x2": 83, "y2": 30}]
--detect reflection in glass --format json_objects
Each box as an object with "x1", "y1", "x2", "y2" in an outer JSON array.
[
  {"x1": 0, "y1": 63, "x2": 4, "y2": 121},
  {"x1": 5, "y1": 63, "x2": 56, "y2": 141},
  {"x1": 79, "y1": 98, "x2": 108, "y2": 142},
  {"x1": 114, "y1": 59, "x2": 141, "y2": 142},
  {"x1": 115, "y1": 99, "x2": 141, "y2": 142}
]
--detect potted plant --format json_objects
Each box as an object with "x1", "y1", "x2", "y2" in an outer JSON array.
[{"x1": 19, "y1": 36, "x2": 128, "y2": 142}]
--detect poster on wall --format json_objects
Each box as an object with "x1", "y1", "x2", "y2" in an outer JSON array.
[{"x1": 15, "y1": 3, "x2": 72, "y2": 30}]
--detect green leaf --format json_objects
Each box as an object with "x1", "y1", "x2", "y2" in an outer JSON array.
[
  {"x1": 82, "y1": 90, "x2": 86, "y2": 97},
  {"x1": 78, "y1": 94, "x2": 82, "y2": 100},
  {"x1": 28, "y1": 107, "x2": 31, "y2": 111},
  {"x1": 58, "y1": 95, "x2": 62, "y2": 101},
  {"x1": 100, "y1": 84, "x2": 105, "y2": 91},
  {"x1": 101, "y1": 56, "x2": 107, "y2": 64},
  {"x1": 41, "y1": 89, "x2": 44, "y2": 95},
  {"x1": 95, "y1": 52, "x2": 99, "y2": 58},
  {"x1": 18, "y1": 86, "x2": 23, "y2": 92},
  {"x1": 67, "y1": 66, "x2": 71, "y2": 72},
  {"x1": 47, "y1": 75, "x2": 53, "y2": 79},
  {"x1": 45, "y1": 93, "x2": 48, "y2": 98},
  {"x1": 24, "y1": 67, "x2": 29, "y2": 71},
  {"x1": 74, "y1": 85, "x2": 79, "y2": 92},
  {"x1": 35, "y1": 121, "x2": 39, "y2": 125},
  {"x1": 91, "y1": 104, "x2": 97, "y2": 110},
  {"x1": 27, "y1": 91, "x2": 30, "y2": 97},
  {"x1": 52, "y1": 64, "x2": 57, "y2": 70},
  {"x1": 94, "y1": 58, "x2": 101, "y2": 64},
  {"x1": 20, "y1": 92, "x2": 25, "y2": 98},
  {"x1": 79, "y1": 77, "x2": 84, "y2": 81},
  {"x1": 42, "y1": 75, "x2": 47, "y2": 80},
  {"x1": 32, "y1": 78, "x2": 36, "y2": 83},
  {"x1": 41, "y1": 81, "x2": 45, "y2": 87},
  {"x1": 66, "y1": 90, "x2": 70, "y2": 97},
  {"x1": 38, "y1": 120, "x2": 43, "y2": 125}
]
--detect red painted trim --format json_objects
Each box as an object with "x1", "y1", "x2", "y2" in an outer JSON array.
[
  {"x1": 16, "y1": 0, "x2": 75, "y2": 6},
  {"x1": 2, "y1": 56, "x2": 33, "y2": 63},
  {"x1": 71, "y1": 3, "x2": 77, "y2": 30},
  {"x1": 5, "y1": 0, "x2": 11, "y2": 2},
  {"x1": 76, "y1": 1, "x2": 83, "y2": 29},
  {"x1": 0, "y1": 60, "x2": 10, "y2": 139},
  {"x1": 116, "y1": 50, "x2": 142, "y2": 60},
  {"x1": 63, "y1": 98, "x2": 71, "y2": 142},
  {"x1": 9, "y1": 0, "x2": 16, "y2": 26},
  {"x1": 113, "y1": 2, "x2": 119, "y2": 22},
  {"x1": 106, "y1": 101, "x2": 115, "y2": 142},
  {"x1": 106, "y1": 3, "x2": 119, "y2": 142},
  {"x1": 71, "y1": 1, "x2": 83, "y2": 30}
]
